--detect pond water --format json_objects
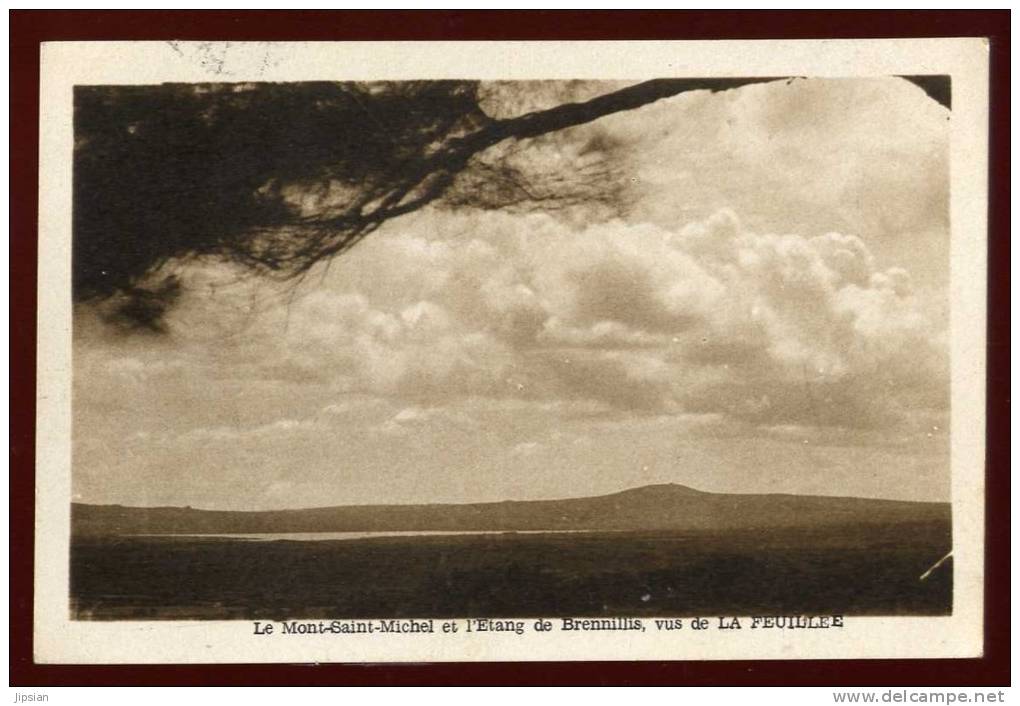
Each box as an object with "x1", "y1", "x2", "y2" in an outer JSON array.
[{"x1": 135, "y1": 529, "x2": 613, "y2": 542}]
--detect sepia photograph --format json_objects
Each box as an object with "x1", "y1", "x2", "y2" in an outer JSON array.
[
  {"x1": 31, "y1": 37, "x2": 990, "y2": 665},
  {"x1": 69, "y1": 74, "x2": 957, "y2": 622}
]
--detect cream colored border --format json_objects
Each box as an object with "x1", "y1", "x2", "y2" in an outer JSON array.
[{"x1": 35, "y1": 39, "x2": 989, "y2": 664}]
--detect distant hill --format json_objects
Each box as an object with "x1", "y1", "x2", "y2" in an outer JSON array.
[{"x1": 72, "y1": 484, "x2": 949, "y2": 537}]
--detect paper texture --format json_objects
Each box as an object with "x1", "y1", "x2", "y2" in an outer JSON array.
[{"x1": 36, "y1": 38, "x2": 988, "y2": 664}]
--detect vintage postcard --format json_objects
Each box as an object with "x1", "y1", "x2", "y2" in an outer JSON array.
[{"x1": 35, "y1": 38, "x2": 989, "y2": 664}]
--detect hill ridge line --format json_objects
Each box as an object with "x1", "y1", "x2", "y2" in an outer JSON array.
[{"x1": 71, "y1": 482, "x2": 948, "y2": 514}]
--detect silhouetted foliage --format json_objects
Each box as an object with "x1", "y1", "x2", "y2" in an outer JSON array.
[
  {"x1": 74, "y1": 78, "x2": 791, "y2": 330},
  {"x1": 75, "y1": 82, "x2": 487, "y2": 307}
]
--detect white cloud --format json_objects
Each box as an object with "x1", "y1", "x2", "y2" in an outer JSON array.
[
  {"x1": 131, "y1": 205, "x2": 946, "y2": 434},
  {"x1": 510, "y1": 441, "x2": 543, "y2": 457},
  {"x1": 72, "y1": 77, "x2": 951, "y2": 506},
  {"x1": 596, "y1": 77, "x2": 950, "y2": 287}
]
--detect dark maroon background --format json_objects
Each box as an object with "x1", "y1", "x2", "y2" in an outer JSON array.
[{"x1": 9, "y1": 10, "x2": 1010, "y2": 686}]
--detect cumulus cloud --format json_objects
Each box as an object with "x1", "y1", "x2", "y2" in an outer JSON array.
[
  {"x1": 129, "y1": 204, "x2": 947, "y2": 435},
  {"x1": 597, "y1": 77, "x2": 950, "y2": 287},
  {"x1": 510, "y1": 441, "x2": 543, "y2": 457},
  {"x1": 72, "y1": 77, "x2": 951, "y2": 506}
]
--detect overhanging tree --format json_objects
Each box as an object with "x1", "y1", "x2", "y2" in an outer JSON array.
[{"x1": 73, "y1": 75, "x2": 946, "y2": 330}]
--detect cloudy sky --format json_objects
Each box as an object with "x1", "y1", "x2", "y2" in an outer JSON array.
[{"x1": 73, "y1": 77, "x2": 951, "y2": 510}]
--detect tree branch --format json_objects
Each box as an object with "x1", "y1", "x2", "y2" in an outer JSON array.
[
  {"x1": 470, "y1": 77, "x2": 791, "y2": 151},
  {"x1": 287, "y1": 77, "x2": 793, "y2": 274}
]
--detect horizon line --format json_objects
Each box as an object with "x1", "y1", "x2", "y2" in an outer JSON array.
[{"x1": 72, "y1": 482, "x2": 951, "y2": 514}]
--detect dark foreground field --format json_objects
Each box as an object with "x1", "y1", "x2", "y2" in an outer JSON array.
[{"x1": 71, "y1": 522, "x2": 951, "y2": 620}]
